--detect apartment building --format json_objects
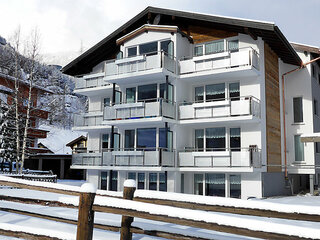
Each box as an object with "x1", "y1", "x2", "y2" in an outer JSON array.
[{"x1": 63, "y1": 7, "x2": 319, "y2": 199}]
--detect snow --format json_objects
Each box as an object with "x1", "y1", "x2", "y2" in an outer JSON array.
[
  {"x1": 93, "y1": 196, "x2": 320, "y2": 239},
  {"x1": 124, "y1": 179, "x2": 136, "y2": 188},
  {"x1": 38, "y1": 125, "x2": 86, "y2": 154},
  {"x1": 301, "y1": 132, "x2": 320, "y2": 138},
  {"x1": 80, "y1": 183, "x2": 96, "y2": 193},
  {"x1": 134, "y1": 190, "x2": 320, "y2": 215}
]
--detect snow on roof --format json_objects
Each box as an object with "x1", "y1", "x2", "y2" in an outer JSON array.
[
  {"x1": 38, "y1": 125, "x2": 86, "y2": 154},
  {"x1": 0, "y1": 85, "x2": 13, "y2": 94}
]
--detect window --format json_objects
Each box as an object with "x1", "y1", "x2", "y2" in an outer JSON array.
[
  {"x1": 139, "y1": 41, "x2": 157, "y2": 55},
  {"x1": 293, "y1": 97, "x2": 303, "y2": 123},
  {"x1": 113, "y1": 133, "x2": 120, "y2": 151},
  {"x1": 206, "y1": 127, "x2": 226, "y2": 151},
  {"x1": 138, "y1": 84, "x2": 157, "y2": 102},
  {"x1": 114, "y1": 90, "x2": 122, "y2": 104},
  {"x1": 194, "y1": 174, "x2": 203, "y2": 195},
  {"x1": 205, "y1": 40, "x2": 224, "y2": 54},
  {"x1": 181, "y1": 173, "x2": 185, "y2": 193},
  {"x1": 101, "y1": 172, "x2": 108, "y2": 190},
  {"x1": 101, "y1": 134, "x2": 109, "y2": 149},
  {"x1": 149, "y1": 173, "x2": 157, "y2": 190},
  {"x1": 103, "y1": 97, "x2": 110, "y2": 107},
  {"x1": 126, "y1": 87, "x2": 136, "y2": 103},
  {"x1": 116, "y1": 51, "x2": 123, "y2": 60},
  {"x1": 128, "y1": 172, "x2": 136, "y2": 180},
  {"x1": 228, "y1": 40, "x2": 239, "y2": 52},
  {"x1": 124, "y1": 130, "x2": 135, "y2": 150},
  {"x1": 161, "y1": 40, "x2": 174, "y2": 57},
  {"x1": 127, "y1": 46, "x2": 137, "y2": 57},
  {"x1": 294, "y1": 135, "x2": 304, "y2": 162},
  {"x1": 159, "y1": 128, "x2": 173, "y2": 150},
  {"x1": 230, "y1": 175, "x2": 241, "y2": 198},
  {"x1": 159, "y1": 172, "x2": 167, "y2": 191},
  {"x1": 138, "y1": 173, "x2": 145, "y2": 189},
  {"x1": 195, "y1": 86, "x2": 204, "y2": 102},
  {"x1": 205, "y1": 173, "x2": 225, "y2": 197},
  {"x1": 137, "y1": 128, "x2": 156, "y2": 150},
  {"x1": 314, "y1": 99, "x2": 318, "y2": 116},
  {"x1": 194, "y1": 45, "x2": 203, "y2": 56},
  {"x1": 109, "y1": 171, "x2": 118, "y2": 191},
  {"x1": 206, "y1": 83, "x2": 225, "y2": 101},
  {"x1": 230, "y1": 128, "x2": 241, "y2": 151},
  {"x1": 160, "y1": 83, "x2": 174, "y2": 103},
  {"x1": 195, "y1": 129, "x2": 204, "y2": 150},
  {"x1": 229, "y1": 82, "x2": 240, "y2": 100}
]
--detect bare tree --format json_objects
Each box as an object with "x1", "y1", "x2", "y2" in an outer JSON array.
[{"x1": 19, "y1": 28, "x2": 40, "y2": 174}]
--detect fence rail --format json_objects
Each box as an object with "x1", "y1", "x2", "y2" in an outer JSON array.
[{"x1": 0, "y1": 176, "x2": 317, "y2": 240}]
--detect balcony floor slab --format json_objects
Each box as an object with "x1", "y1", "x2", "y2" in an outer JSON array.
[
  {"x1": 102, "y1": 116, "x2": 176, "y2": 126},
  {"x1": 179, "y1": 115, "x2": 260, "y2": 126},
  {"x1": 71, "y1": 165, "x2": 176, "y2": 171}
]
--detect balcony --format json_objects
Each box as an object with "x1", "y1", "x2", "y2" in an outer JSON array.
[
  {"x1": 178, "y1": 147, "x2": 261, "y2": 170},
  {"x1": 103, "y1": 98, "x2": 176, "y2": 125},
  {"x1": 179, "y1": 47, "x2": 259, "y2": 80},
  {"x1": 72, "y1": 148, "x2": 175, "y2": 168},
  {"x1": 104, "y1": 51, "x2": 176, "y2": 83},
  {"x1": 178, "y1": 96, "x2": 260, "y2": 124},
  {"x1": 74, "y1": 72, "x2": 111, "y2": 96},
  {"x1": 73, "y1": 111, "x2": 108, "y2": 130}
]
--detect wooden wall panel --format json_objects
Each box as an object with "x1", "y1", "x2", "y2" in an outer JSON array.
[
  {"x1": 181, "y1": 25, "x2": 237, "y2": 44},
  {"x1": 264, "y1": 43, "x2": 281, "y2": 172}
]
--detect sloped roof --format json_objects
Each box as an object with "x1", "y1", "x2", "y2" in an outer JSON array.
[{"x1": 62, "y1": 6, "x2": 302, "y2": 76}]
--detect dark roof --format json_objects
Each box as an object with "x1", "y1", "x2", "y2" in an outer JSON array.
[
  {"x1": 66, "y1": 135, "x2": 87, "y2": 147},
  {"x1": 62, "y1": 6, "x2": 302, "y2": 76}
]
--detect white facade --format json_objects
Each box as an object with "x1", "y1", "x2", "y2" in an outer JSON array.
[{"x1": 71, "y1": 22, "x2": 319, "y2": 199}]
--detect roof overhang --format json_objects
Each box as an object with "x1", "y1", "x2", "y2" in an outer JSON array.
[{"x1": 62, "y1": 6, "x2": 302, "y2": 76}]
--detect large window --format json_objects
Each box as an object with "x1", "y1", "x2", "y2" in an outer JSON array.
[
  {"x1": 109, "y1": 171, "x2": 118, "y2": 191},
  {"x1": 149, "y1": 173, "x2": 158, "y2": 190},
  {"x1": 139, "y1": 41, "x2": 158, "y2": 55},
  {"x1": 230, "y1": 128, "x2": 241, "y2": 151},
  {"x1": 160, "y1": 83, "x2": 174, "y2": 103},
  {"x1": 138, "y1": 84, "x2": 157, "y2": 102},
  {"x1": 205, "y1": 40, "x2": 224, "y2": 54},
  {"x1": 206, "y1": 83, "x2": 225, "y2": 101},
  {"x1": 101, "y1": 172, "x2": 108, "y2": 190},
  {"x1": 195, "y1": 86, "x2": 204, "y2": 102},
  {"x1": 194, "y1": 174, "x2": 203, "y2": 195},
  {"x1": 137, "y1": 128, "x2": 156, "y2": 150},
  {"x1": 159, "y1": 128, "x2": 173, "y2": 150},
  {"x1": 160, "y1": 40, "x2": 174, "y2": 57},
  {"x1": 138, "y1": 173, "x2": 145, "y2": 189},
  {"x1": 294, "y1": 135, "x2": 304, "y2": 162},
  {"x1": 205, "y1": 173, "x2": 225, "y2": 197},
  {"x1": 159, "y1": 172, "x2": 167, "y2": 191},
  {"x1": 206, "y1": 127, "x2": 226, "y2": 151},
  {"x1": 126, "y1": 87, "x2": 136, "y2": 103},
  {"x1": 194, "y1": 45, "x2": 203, "y2": 56},
  {"x1": 230, "y1": 175, "x2": 241, "y2": 198},
  {"x1": 127, "y1": 46, "x2": 137, "y2": 57},
  {"x1": 125, "y1": 130, "x2": 135, "y2": 150},
  {"x1": 195, "y1": 129, "x2": 204, "y2": 149},
  {"x1": 293, "y1": 97, "x2": 303, "y2": 123},
  {"x1": 101, "y1": 134, "x2": 109, "y2": 149},
  {"x1": 229, "y1": 82, "x2": 240, "y2": 100}
]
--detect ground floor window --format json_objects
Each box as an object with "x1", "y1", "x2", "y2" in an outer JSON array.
[
  {"x1": 194, "y1": 173, "x2": 241, "y2": 198},
  {"x1": 101, "y1": 171, "x2": 108, "y2": 190},
  {"x1": 149, "y1": 173, "x2": 158, "y2": 190},
  {"x1": 127, "y1": 172, "x2": 166, "y2": 191},
  {"x1": 159, "y1": 172, "x2": 167, "y2": 191},
  {"x1": 110, "y1": 171, "x2": 118, "y2": 191}
]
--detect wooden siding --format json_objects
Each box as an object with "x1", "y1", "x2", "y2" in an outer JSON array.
[
  {"x1": 264, "y1": 43, "x2": 281, "y2": 172},
  {"x1": 181, "y1": 25, "x2": 237, "y2": 44}
]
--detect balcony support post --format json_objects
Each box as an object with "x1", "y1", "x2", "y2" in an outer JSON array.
[
  {"x1": 112, "y1": 83, "x2": 116, "y2": 105},
  {"x1": 110, "y1": 126, "x2": 114, "y2": 151}
]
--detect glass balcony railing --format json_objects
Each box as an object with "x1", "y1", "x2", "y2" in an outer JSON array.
[
  {"x1": 178, "y1": 96, "x2": 260, "y2": 120},
  {"x1": 179, "y1": 47, "x2": 259, "y2": 75},
  {"x1": 178, "y1": 147, "x2": 261, "y2": 168},
  {"x1": 104, "y1": 98, "x2": 176, "y2": 121},
  {"x1": 72, "y1": 148, "x2": 175, "y2": 167}
]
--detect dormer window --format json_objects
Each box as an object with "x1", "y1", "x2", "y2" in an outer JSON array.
[
  {"x1": 125, "y1": 39, "x2": 174, "y2": 58},
  {"x1": 116, "y1": 51, "x2": 123, "y2": 60},
  {"x1": 139, "y1": 41, "x2": 157, "y2": 55},
  {"x1": 194, "y1": 38, "x2": 239, "y2": 57},
  {"x1": 228, "y1": 40, "x2": 239, "y2": 52},
  {"x1": 205, "y1": 40, "x2": 224, "y2": 54}
]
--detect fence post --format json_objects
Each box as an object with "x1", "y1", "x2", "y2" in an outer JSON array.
[
  {"x1": 120, "y1": 179, "x2": 136, "y2": 240},
  {"x1": 77, "y1": 183, "x2": 97, "y2": 240}
]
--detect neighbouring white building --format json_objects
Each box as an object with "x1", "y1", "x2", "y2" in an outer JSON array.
[{"x1": 62, "y1": 7, "x2": 320, "y2": 199}]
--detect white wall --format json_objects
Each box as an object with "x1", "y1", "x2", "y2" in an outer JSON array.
[{"x1": 241, "y1": 172, "x2": 262, "y2": 199}]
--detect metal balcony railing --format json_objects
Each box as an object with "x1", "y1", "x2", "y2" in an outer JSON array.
[
  {"x1": 178, "y1": 96, "x2": 260, "y2": 120},
  {"x1": 105, "y1": 51, "x2": 176, "y2": 76},
  {"x1": 178, "y1": 147, "x2": 261, "y2": 168},
  {"x1": 104, "y1": 98, "x2": 176, "y2": 121},
  {"x1": 72, "y1": 148, "x2": 175, "y2": 167},
  {"x1": 75, "y1": 72, "x2": 110, "y2": 90},
  {"x1": 179, "y1": 47, "x2": 259, "y2": 75}
]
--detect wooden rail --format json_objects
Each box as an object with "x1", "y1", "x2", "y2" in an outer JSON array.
[{"x1": 0, "y1": 176, "x2": 318, "y2": 240}]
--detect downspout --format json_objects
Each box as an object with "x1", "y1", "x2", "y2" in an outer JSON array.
[{"x1": 282, "y1": 56, "x2": 320, "y2": 179}]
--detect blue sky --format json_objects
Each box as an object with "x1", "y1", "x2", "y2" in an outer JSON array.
[{"x1": 1, "y1": 0, "x2": 319, "y2": 54}]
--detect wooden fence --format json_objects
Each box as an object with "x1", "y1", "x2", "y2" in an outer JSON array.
[{"x1": 0, "y1": 176, "x2": 318, "y2": 240}]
